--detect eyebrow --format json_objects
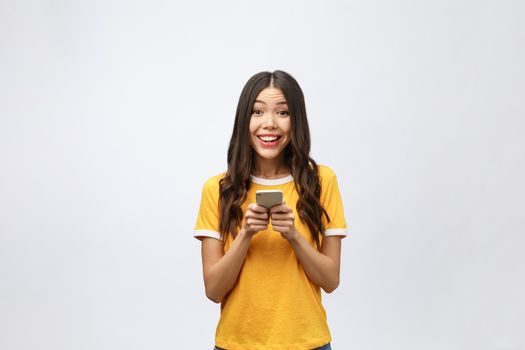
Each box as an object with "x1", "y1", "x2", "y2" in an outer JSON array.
[{"x1": 254, "y1": 100, "x2": 288, "y2": 105}]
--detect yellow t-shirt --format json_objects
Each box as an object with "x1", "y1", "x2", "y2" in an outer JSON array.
[{"x1": 194, "y1": 165, "x2": 347, "y2": 350}]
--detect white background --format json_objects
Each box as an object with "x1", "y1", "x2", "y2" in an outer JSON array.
[{"x1": 1, "y1": 1, "x2": 524, "y2": 349}]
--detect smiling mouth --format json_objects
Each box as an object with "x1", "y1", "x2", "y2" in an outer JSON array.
[{"x1": 257, "y1": 135, "x2": 282, "y2": 142}]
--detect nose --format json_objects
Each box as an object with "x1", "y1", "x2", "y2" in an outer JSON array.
[{"x1": 262, "y1": 112, "x2": 277, "y2": 129}]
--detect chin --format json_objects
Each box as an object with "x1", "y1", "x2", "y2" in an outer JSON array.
[{"x1": 255, "y1": 149, "x2": 282, "y2": 160}]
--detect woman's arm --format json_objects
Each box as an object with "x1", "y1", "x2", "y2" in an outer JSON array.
[
  {"x1": 200, "y1": 230, "x2": 252, "y2": 303},
  {"x1": 270, "y1": 204, "x2": 342, "y2": 293},
  {"x1": 200, "y1": 204, "x2": 269, "y2": 303},
  {"x1": 287, "y1": 234, "x2": 342, "y2": 293}
]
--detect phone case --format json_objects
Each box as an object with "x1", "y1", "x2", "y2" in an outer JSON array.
[{"x1": 256, "y1": 190, "x2": 283, "y2": 208}]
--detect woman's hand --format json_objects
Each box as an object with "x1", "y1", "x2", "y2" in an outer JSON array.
[
  {"x1": 242, "y1": 203, "x2": 270, "y2": 237},
  {"x1": 202, "y1": 203, "x2": 269, "y2": 303},
  {"x1": 270, "y1": 203, "x2": 299, "y2": 241},
  {"x1": 270, "y1": 202, "x2": 342, "y2": 293}
]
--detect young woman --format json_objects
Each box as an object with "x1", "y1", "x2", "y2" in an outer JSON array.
[{"x1": 194, "y1": 70, "x2": 347, "y2": 350}]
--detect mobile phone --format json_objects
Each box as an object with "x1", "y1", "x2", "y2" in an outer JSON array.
[{"x1": 255, "y1": 190, "x2": 283, "y2": 209}]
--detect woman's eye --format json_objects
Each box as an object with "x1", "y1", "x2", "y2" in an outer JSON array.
[
  {"x1": 252, "y1": 109, "x2": 262, "y2": 115},
  {"x1": 278, "y1": 111, "x2": 289, "y2": 117}
]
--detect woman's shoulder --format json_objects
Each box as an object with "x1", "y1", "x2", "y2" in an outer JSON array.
[
  {"x1": 201, "y1": 171, "x2": 227, "y2": 190},
  {"x1": 317, "y1": 164, "x2": 337, "y2": 180}
]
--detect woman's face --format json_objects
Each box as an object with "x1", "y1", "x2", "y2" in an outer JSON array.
[{"x1": 249, "y1": 87, "x2": 291, "y2": 164}]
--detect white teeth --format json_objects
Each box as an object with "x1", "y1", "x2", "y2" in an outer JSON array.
[{"x1": 259, "y1": 136, "x2": 279, "y2": 142}]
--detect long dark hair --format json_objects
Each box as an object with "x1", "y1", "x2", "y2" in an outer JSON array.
[{"x1": 219, "y1": 70, "x2": 329, "y2": 247}]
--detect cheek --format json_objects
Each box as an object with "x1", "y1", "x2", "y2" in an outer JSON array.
[
  {"x1": 248, "y1": 119, "x2": 257, "y2": 135},
  {"x1": 281, "y1": 120, "x2": 291, "y2": 136}
]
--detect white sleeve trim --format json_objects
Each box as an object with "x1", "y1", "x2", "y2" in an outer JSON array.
[
  {"x1": 194, "y1": 229, "x2": 222, "y2": 241},
  {"x1": 323, "y1": 228, "x2": 348, "y2": 237}
]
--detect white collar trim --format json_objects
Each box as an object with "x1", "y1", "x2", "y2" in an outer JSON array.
[{"x1": 250, "y1": 174, "x2": 293, "y2": 185}]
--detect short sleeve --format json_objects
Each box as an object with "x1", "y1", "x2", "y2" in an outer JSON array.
[
  {"x1": 319, "y1": 166, "x2": 348, "y2": 238},
  {"x1": 194, "y1": 176, "x2": 222, "y2": 241}
]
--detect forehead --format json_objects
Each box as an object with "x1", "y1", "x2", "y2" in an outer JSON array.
[{"x1": 254, "y1": 87, "x2": 287, "y2": 103}]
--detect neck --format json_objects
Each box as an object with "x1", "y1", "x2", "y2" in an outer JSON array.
[{"x1": 252, "y1": 154, "x2": 289, "y2": 179}]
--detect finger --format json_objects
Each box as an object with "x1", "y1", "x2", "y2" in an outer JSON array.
[
  {"x1": 247, "y1": 219, "x2": 270, "y2": 226},
  {"x1": 247, "y1": 203, "x2": 258, "y2": 211},
  {"x1": 246, "y1": 212, "x2": 269, "y2": 220},
  {"x1": 270, "y1": 204, "x2": 291, "y2": 214},
  {"x1": 271, "y1": 225, "x2": 288, "y2": 233},
  {"x1": 270, "y1": 220, "x2": 293, "y2": 228},
  {"x1": 271, "y1": 221, "x2": 291, "y2": 228},
  {"x1": 270, "y1": 213, "x2": 294, "y2": 220},
  {"x1": 250, "y1": 204, "x2": 270, "y2": 213},
  {"x1": 271, "y1": 224, "x2": 282, "y2": 231}
]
